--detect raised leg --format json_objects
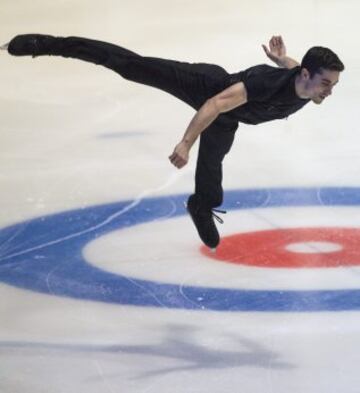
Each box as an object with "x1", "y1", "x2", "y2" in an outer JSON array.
[{"x1": 7, "y1": 34, "x2": 230, "y2": 109}]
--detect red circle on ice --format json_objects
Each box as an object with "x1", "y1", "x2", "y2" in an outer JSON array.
[{"x1": 201, "y1": 227, "x2": 360, "y2": 268}]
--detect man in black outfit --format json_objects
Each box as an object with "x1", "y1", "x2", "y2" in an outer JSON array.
[{"x1": 2, "y1": 35, "x2": 344, "y2": 249}]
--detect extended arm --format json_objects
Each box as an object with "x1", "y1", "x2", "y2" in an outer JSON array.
[
  {"x1": 262, "y1": 35, "x2": 300, "y2": 69},
  {"x1": 169, "y1": 82, "x2": 248, "y2": 169}
]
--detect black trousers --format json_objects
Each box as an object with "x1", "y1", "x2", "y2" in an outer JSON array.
[{"x1": 12, "y1": 36, "x2": 239, "y2": 207}]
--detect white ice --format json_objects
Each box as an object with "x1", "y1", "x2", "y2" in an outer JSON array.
[{"x1": 1, "y1": 1, "x2": 360, "y2": 392}]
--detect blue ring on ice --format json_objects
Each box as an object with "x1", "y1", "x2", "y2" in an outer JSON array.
[{"x1": 1, "y1": 187, "x2": 360, "y2": 312}]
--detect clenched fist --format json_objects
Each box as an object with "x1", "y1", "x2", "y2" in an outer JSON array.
[{"x1": 169, "y1": 140, "x2": 190, "y2": 169}]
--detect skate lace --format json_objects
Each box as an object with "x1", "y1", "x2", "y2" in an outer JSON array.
[{"x1": 211, "y1": 208, "x2": 226, "y2": 224}]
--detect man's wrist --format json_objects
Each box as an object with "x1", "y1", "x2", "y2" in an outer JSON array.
[
  {"x1": 181, "y1": 137, "x2": 194, "y2": 148},
  {"x1": 277, "y1": 56, "x2": 300, "y2": 69},
  {"x1": 274, "y1": 56, "x2": 287, "y2": 67}
]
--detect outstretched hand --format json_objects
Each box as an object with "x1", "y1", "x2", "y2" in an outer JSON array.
[
  {"x1": 262, "y1": 35, "x2": 286, "y2": 63},
  {"x1": 169, "y1": 141, "x2": 190, "y2": 169}
]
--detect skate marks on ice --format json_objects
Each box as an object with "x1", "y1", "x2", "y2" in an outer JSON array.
[{"x1": 2, "y1": 187, "x2": 360, "y2": 311}]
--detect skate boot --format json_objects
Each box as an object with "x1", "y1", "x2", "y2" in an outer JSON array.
[
  {"x1": 186, "y1": 194, "x2": 226, "y2": 249},
  {"x1": 7, "y1": 34, "x2": 58, "y2": 57}
]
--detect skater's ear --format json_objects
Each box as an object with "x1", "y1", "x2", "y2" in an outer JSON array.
[{"x1": 300, "y1": 67, "x2": 311, "y2": 81}]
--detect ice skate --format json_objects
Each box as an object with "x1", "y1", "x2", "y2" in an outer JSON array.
[
  {"x1": 186, "y1": 194, "x2": 226, "y2": 249},
  {"x1": 7, "y1": 34, "x2": 57, "y2": 57}
]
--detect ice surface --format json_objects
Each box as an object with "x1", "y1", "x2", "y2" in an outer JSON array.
[{"x1": 1, "y1": 0, "x2": 360, "y2": 392}]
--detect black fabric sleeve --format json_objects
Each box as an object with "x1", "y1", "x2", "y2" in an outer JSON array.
[{"x1": 241, "y1": 64, "x2": 278, "y2": 102}]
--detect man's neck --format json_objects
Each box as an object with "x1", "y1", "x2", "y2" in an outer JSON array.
[{"x1": 294, "y1": 75, "x2": 309, "y2": 99}]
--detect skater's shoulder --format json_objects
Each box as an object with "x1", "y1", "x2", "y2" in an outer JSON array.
[
  {"x1": 236, "y1": 63, "x2": 300, "y2": 85},
  {"x1": 230, "y1": 63, "x2": 292, "y2": 86},
  {"x1": 247, "y1": 63, "x2": 275, "y2": 71},
  {"x1": 243, "y1": 63, "x2": 294, "y2": 75}
]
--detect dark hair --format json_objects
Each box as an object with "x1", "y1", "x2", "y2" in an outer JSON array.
[{"x1": 300, "y1": 46, "x2": 345, "y2": 77}]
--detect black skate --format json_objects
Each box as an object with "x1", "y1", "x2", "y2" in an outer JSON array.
[
  {"x1": 8, "y1": 34, "x2": 57, "y2": 57},
  {"x1": 186, "y1": 194, "x2": 226, "y2": 249}
]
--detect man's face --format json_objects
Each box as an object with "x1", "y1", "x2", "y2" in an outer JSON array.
[{"x1": 303, "y1": 68, "x2": 340, "y2": 104}]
